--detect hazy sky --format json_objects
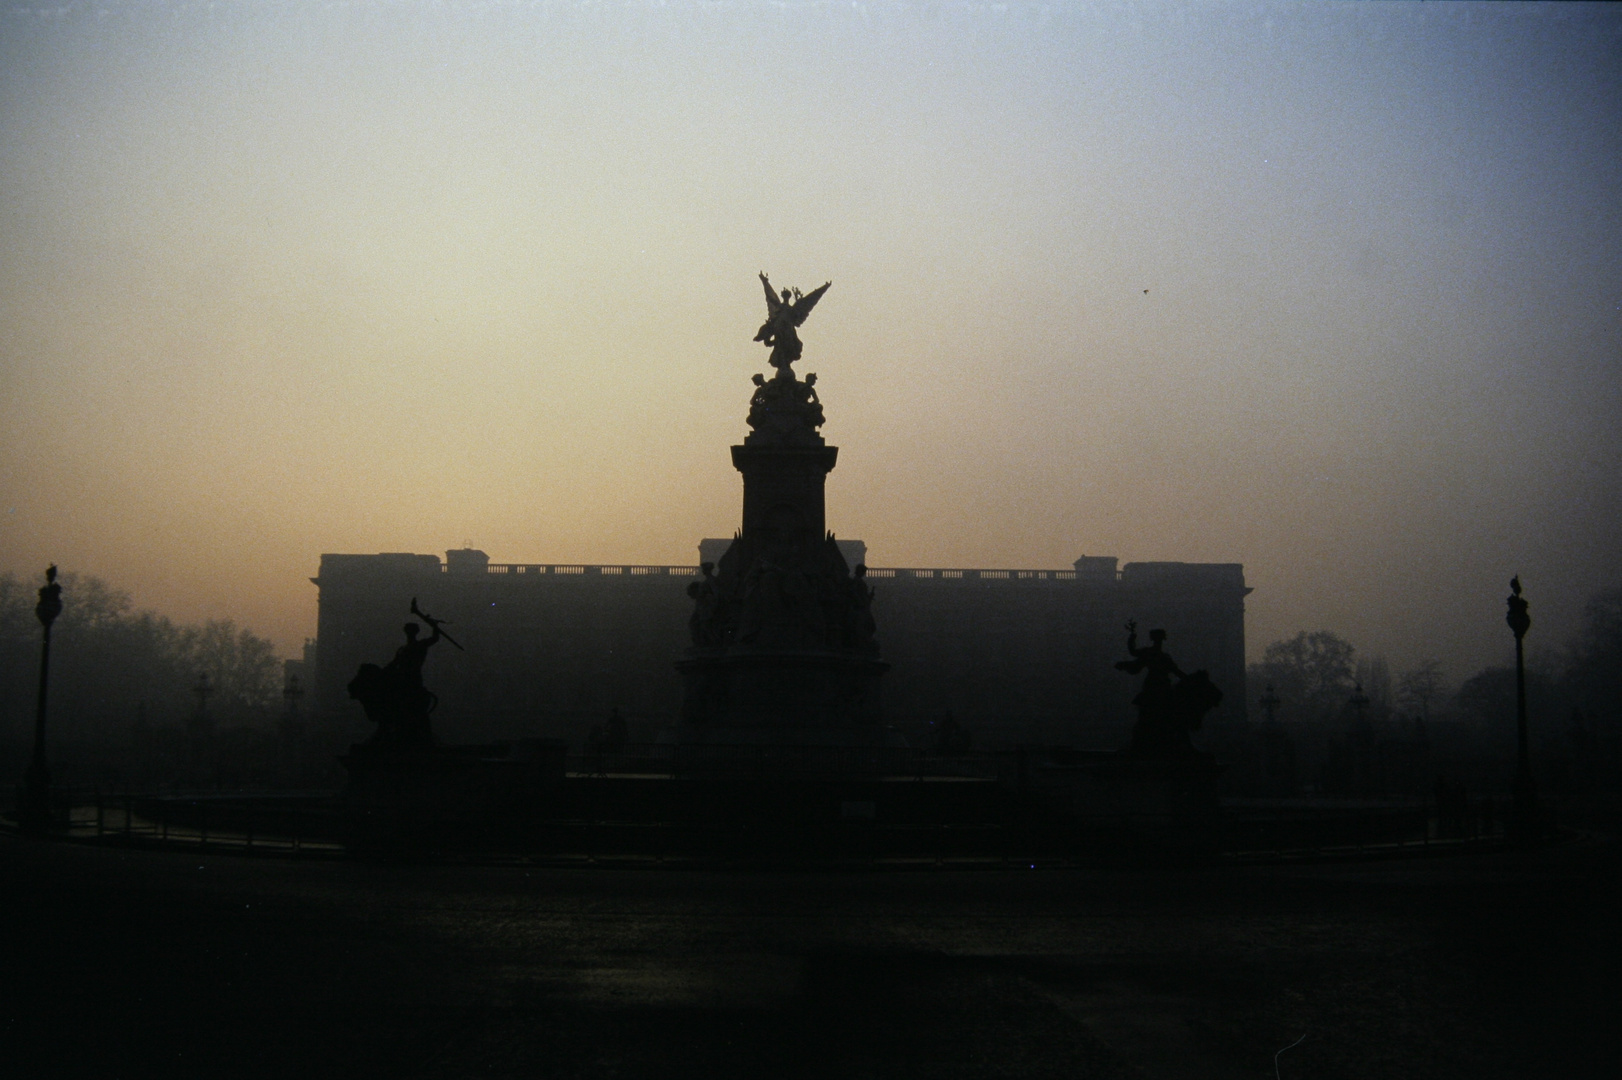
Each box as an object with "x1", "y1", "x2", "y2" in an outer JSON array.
[{"x1": 2, "y1": 1, "x2": 1619, "y2": 684}]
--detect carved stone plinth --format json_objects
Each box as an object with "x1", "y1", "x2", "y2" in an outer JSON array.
[
  {"x1": 340, "y1": 739, "x2": 567, "y2": 825},
  {"x1": 732, "y1": 443, "x2": 839, "y2": 540},
  {"x1": 677, "y1": 649, "x2": 890, "y2": 742},
  {"x1": 1024, "y1": 751, "x2": 1225, "y2": 858}
]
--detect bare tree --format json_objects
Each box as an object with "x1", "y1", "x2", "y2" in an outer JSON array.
[
  {"x1": 1397, "y1": 659, "x2": 1445, "y2": 724},
  {"x1": 1248, "y1": 630, "x2": 1357, "y2": 725},
  {"x1": 1565, "y1": 585, "x2": 1622, "y2": 729},
  {"x1": 1356, "y1": 656, "x2": 1393, "y2": 721},
  {"x1": 179, "y1": 619, "x2": 281, "y2": 719},
  {"x1": 0, "y1": 571, "x2": 283, "y2": 741}
]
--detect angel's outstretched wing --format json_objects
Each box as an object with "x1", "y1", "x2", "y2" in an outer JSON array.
[
  {"x1": 790, "y1": 281, "x2": 831, "y2": 326},
  {"x1": 759, "y1": 272, "x2": 784, "y2": 317}
]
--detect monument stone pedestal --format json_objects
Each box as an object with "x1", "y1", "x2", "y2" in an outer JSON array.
[
  {"x1": 676, "y1": 650, "x2": 895, "y2": 746},
  {"x1": 1026, "y1": 752, "x2": 1225, "y2": 859},
  {"x1": 339, "y1": 739, "x2": 568, "y2": 849},
  {"x1": 677, "y1": 282, "x2": 893, "y2": 750}
]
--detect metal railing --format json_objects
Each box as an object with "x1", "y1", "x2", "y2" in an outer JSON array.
[
  {"x1": 4, "y1": 780, "x2": 1551, "y2": 866},
  {"x1": 452, "y1": 564, "x2": 703, "y2": 577},
  {"x1": 863, "y1": 568, "x2": 1130, "y2": 582},
  {"x1": 18, "y1": 786, "x2": 345, "y2": 856},
  {"x1": 454, "y1": 564, "x2": 1125, "y2": 583}
]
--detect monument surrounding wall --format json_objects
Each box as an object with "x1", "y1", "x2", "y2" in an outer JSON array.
[{"x1": 311, "y1": 549, "x2": 1250, "y2": 746}]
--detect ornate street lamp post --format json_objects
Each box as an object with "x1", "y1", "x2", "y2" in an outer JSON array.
[
  {"x1": 20, "y1": 565, "x2": 63, "y2": 833},
  {"x1": 1505, "y1": 576, "x2": 1538, "y2": 839}
]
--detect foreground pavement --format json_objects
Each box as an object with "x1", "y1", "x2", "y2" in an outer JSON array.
[{"x1": 1, "y1": 833, "x2": 1616, "y2": 1079}]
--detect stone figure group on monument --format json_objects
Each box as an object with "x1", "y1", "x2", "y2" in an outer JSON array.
[
  {"x1": 1114, "y1": 620, "x2": 1222, "y2": 758},
  {"x1": 747, "y1": 369, "x2": 825, "y2": 444},
  {"x1": 686, "y1": 539, "x2": 880, "y2": 657},
  {"x1": 347, "y1": 599, "x2": 460, "y2": 752},
  {"x1": 686, "y1": 562, "x2": 724, "y2": 647},
  {"x1": 745, "y1": 274, "x2": 834, "y2": 446}
]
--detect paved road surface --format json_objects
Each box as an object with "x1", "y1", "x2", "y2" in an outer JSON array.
[{"x1": 1, "y1": 834, "x2": 1617, "y2": 1078}]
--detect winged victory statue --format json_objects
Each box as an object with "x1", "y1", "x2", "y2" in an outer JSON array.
[{"x1": 754, "y1": 273, "x2": 831, "y2": 376}]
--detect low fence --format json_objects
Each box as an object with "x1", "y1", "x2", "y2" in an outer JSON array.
[
  {"x1": 5, "y1": 778, "x2": 1543, "y2": 864},
  {"x1": 15, "y1": 786, "x2": 345, "y2": 856}
]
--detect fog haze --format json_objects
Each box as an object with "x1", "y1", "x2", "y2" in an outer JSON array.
[{"x1": 2, "y1": 1, "x2": 1619, "y2": 682}]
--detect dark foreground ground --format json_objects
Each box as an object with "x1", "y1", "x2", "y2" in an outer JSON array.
[{"x1": 1, "y1": 834, "x2": 1618, "y2": 1079}]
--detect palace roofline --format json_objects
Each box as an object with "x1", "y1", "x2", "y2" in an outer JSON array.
[{"x1": 313, "y1": 550, "x2": 1249, "y2": 593}]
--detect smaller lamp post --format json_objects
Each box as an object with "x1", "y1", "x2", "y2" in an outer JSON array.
[
  {"x1": 1348, "y1": 683, "x2": 1370, "y2": 728},
  {"x1": 20, "y1": 565, "x2": 63, "y2": 833},
  {"x1": 192, "y1": 672, "x2": 214, "y2": 718},
  {"x1": 1258, "y1": 684, "x2": 1281, "y2": 728},
  {"x1": 186, "y1": 671, "x2": 215, "y2": 769},
  {"x1": 282, "y1": 673, "x2": 304, "y2": 719},
  {"x1": 279, "y1": 671, "x2": 304, "y2": 744},
  {"x1": 1347, "y1": 683, "x2": 1374, "y2": 752},
  {"x1": 1346, "y1": 682, "x2": 1374, "y2": 794},
  {"x1": 1257, "y1": 684, "x2": 1294, "y2": 791},
  {"x1": 1506, "y1": 576, "x2": 1538, "y2": 839}
]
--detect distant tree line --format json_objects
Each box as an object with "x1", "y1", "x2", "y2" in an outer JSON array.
[
  {"x1": 0, "y1": 571, "x2": 335, "y2": 790},
  {"x1": 0, "y1": 571, "x2": 281, "y2": 737},
  {"x1": 1248, "y1": 584, "x2": 1622, "y2": 735},
  {"x1": 1243, "y1": 584, "x2": 1622, "y2": 805}
]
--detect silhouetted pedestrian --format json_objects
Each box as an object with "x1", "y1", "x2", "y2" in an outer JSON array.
[
  {"x1": 605, "y1": 708, "x2": 628, "y2": 756},
  {"x1": 585, "y1": 721, "x2": 606, "y2": 776}
]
